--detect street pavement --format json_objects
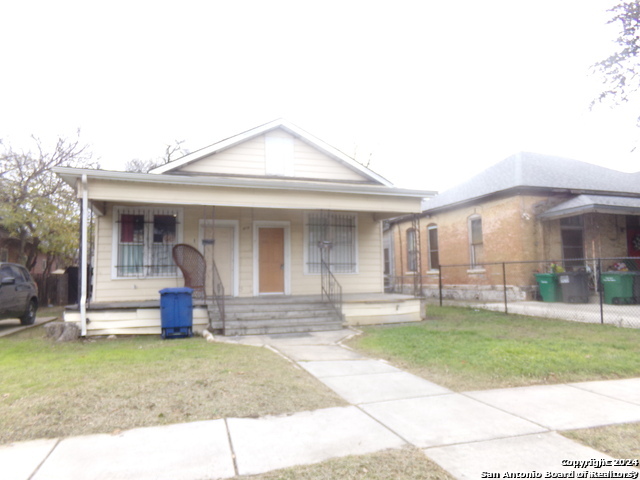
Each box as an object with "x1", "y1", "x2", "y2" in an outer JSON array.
[{"x1": 2, "y1": 328, "x2": 640, "y2": 479}]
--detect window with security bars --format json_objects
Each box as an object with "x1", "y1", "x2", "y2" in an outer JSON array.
[
  {"x1": 306, "y1": 212, "x2": 357, "y2": 273},
  {"x1": 115, "y1": 207, "x2": 181, "y2": 277},
  {"x1": 407, "y1": 228, "x2": 418, "y2": 272},
  {"x1": 560, "y1": 215, "x2": 584, "y2": 269}
]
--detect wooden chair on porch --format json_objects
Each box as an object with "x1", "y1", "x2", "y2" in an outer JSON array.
[{"x1": 172, "y1": 244, "x2": 206, "y2": 299}]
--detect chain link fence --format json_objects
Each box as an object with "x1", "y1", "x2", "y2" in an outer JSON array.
[{"x1": 387, "y1": 257, "x2": 640, "y2": 328}]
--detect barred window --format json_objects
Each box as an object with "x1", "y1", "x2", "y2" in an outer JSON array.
[
  {"x1": 114, "y1": 207, "x2": 181, "y2": 278},
  {"x1": 560, "y1": 215, "x2": 584, "y2": 269},
  {"x1": 407, "y1": 228, "x2": 418, "y2": 272},
  {"x1": 306, "y1": 212, "x2": 357, "y2": 273}
]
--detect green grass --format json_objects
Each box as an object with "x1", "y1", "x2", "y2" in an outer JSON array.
[
  {"x1": 347, "y1": 306, "x2": 640, "y2": 390},
  {"x1": 0, "y1": 334, "x2": 346, "y2": 444}
]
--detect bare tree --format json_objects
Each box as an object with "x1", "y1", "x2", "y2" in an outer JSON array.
[
  {"x1": 0, "y1": 132, "x2": 95, "y2": 271},
  {"x1": 592, "y1": 1, "x2": 640, "y2": 120},
  {"x1": 124, "y1": 139, "x2": 189, "y2": 173}
]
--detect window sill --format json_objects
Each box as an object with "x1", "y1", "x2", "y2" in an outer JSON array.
[
  {"x1": 112, "y1": 274, "x2": 181, "y2": 281},
  {"x1": 425, "y1": 270, "x2": 440, "y2": 275},
  {"x1": 467, "y1": 268, "x2": 486, "y2": 274}
]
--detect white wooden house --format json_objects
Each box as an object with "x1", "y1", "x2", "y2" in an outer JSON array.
[{"x1": 56, "y1": 119, "x2": 433, "y2": 336}]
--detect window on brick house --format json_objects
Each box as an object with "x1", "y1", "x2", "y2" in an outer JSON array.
[
  {"x1": 560, "y1": 215, "x2": 584, "y2": 269},
  {"x1": 469, "y1": 215, "x2": 483, "y2": 268},
  {"x1": 407, "y1": 228, "x2": 418, "y2": 272},
  {"x1": 427, "y1": 224, "x2": 439, "y2": 270}
]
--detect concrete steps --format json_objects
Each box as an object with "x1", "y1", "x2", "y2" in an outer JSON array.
[{"x1": 208, "y1": 296, "x2": 344, "y2": 335}]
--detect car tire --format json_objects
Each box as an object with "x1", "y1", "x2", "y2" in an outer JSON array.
[{"x1": 20, "y1": 300, "x2": 37, "y2": 325}]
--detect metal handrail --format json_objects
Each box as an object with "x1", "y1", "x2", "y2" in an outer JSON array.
[
  {"x1": 210, "y1": 260, "x2": 226, "y2": 333},
  {"x1": 320, "y1": 257, "x2": 343, "y2": 321}
]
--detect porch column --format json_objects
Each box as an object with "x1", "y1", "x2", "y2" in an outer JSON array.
[{"x1": 79, "y1": 174, "x2": 88, "y2": 336}]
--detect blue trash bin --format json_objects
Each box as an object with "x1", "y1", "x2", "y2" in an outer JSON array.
[{"x1": 159, "y1": 287, "x2": 194, "y2": 339}]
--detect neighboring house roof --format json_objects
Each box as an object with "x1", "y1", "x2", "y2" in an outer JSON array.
[
  {"x1": 150, "y1": 118, "x2": 394, "y2": 186},
  {"x1": 422, "y1": 152, "x2": 640, "y2": 213},
  {"x1": 538, "y1": 194, "x2": 640, "y2": 220}
]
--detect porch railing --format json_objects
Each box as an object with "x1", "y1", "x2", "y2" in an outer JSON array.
[
  {"x1": 210, "y1": 260, "x2": 226, "y2": 333},
  {"x1": 320, "y1": 257, "x2": 343, "y2": 321}
]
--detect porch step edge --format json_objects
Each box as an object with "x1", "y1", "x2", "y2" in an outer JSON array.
[
  {"x1": 224, "y1": 322, "x2": 344, "y2": 336},
  {"x1": 223, "y1": 316, "x2": 341, "y2": 329},
  {"x1": 225, "y1": 310, "x2": 335, "y2": 321},
  {"x1": 224, "y1": 304, "x2": 333, "y2": 313}
]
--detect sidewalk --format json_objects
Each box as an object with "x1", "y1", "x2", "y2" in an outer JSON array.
[
  {"x1": 2, "y1": 329, "x2": 640, "y2": 479},
  {"x1": 0, "y1": 317, "x2": 56, "y2": 338}
]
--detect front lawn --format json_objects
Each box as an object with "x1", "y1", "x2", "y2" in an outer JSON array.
[
  {"x1": 0, "y1": 332, "x2": 346, "y2": 444},
  {"x1": 347, "y1": 306, "x2": 640, "y2": 391}
]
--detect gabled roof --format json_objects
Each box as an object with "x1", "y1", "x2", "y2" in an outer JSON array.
[
  {"x1": 150, "y1": 118, "x2": 393, "y2": 186},
  {"x1": 423, "y1": 152, "x2": 640, "y2": 212}
]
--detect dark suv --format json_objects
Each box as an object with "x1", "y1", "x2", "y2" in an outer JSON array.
[{"x1": 0, "y1": 263, "x2": 38, "y2": 325}]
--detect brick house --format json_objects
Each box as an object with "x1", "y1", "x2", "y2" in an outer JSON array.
[{"x1": 387, "y1": 152, "x2": 640, "y2": 301}]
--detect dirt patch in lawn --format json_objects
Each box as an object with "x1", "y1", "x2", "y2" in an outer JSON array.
[
  {"x1": 563, "y1": 422, "x2": 640, "y2": 460},
  {"x1": 236, "y1": 446, "x2": 455, "y2": 480},
  {"x1": 0, "y1": 334, "x2": 346, "y2": 444}
]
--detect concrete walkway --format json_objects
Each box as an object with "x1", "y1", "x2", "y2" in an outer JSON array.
[
  {"x1": 0, "y1": 316, "x2": 56, "y2": 338},
  {"x1": 3, "y1": 329, "x2": 640, "y2": 479}
]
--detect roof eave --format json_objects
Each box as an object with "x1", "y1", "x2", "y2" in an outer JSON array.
[{"x1": 54, "y1": 167, "x2": 435, "y2": 198}]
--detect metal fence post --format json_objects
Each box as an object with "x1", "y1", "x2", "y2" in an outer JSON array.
[
  {"x1": 503, "y1": 262, "x2": 508, "y2": 315},
  {"x1": 439, "y1": 267, "x2": 443, "y2": 307},
  {"x1": 598, "y1": 258, "x2": 604, "y2": 324}
]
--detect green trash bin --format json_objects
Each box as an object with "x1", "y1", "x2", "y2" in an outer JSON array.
[
  {"x1": 601, "y1": 272, "x2": 635, "y2": 305},
  {"x1": 534, "y1": 273, "x2": 561, "y2": 302}
]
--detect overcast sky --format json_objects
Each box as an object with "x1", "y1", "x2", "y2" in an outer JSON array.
[{"x1": 1, "y1": 0, "x2": 638, "y2": 191}]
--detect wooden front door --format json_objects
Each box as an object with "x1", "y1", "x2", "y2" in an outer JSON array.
[{"x1": 259, "y1": 227, "x2": 285, "y2": 294}]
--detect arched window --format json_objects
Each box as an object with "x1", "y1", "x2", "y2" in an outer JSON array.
[
  {"x1": 468, "y1": 215, "x2": 483, "y2": 268},
  {"x1": 407, "y1": 228, "x2": 418, "y2": 272},
  {"x1": 427, "y1": 224, "x2": 439, "y2": 270}
]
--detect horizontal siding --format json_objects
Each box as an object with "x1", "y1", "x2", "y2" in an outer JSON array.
[
  {"x1": 93, "y1": 205, "x2": 187, "y2": 303},
  {"x1": 87, "y1": 179, "x2": 421, "y2": 213},
  {"x1": 91, "y1": 205, "x2": 385, "y2": 304},
  {"x1": 289, "y1": 212, "x2": 383, "y2": 295},
  {"x1": 65, "y1": 308, "x2": 209, "y2": 336},
  {"x1": 174, "y1": 130, "x2": 372, "y2": 183},
  {"x1": 293, "y1": 139, "x2": 367, "y2": 181},
  {"x1": 179, "y1": 136, "x2": 266, "y2": 175}
]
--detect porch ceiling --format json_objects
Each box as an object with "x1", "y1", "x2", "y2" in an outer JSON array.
[{"x1": 538, "y1": 194, "x2": 640, "y2": 220}]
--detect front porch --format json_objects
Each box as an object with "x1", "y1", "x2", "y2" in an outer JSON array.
[{"x1": 63, "y1": 293, "x2": 423, "y2": 336}]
